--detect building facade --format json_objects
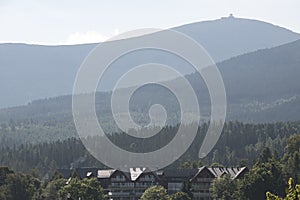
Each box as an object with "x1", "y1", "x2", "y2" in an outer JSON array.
[{"x1": 57, "y1": 166, "x2": 248, "y2": 200}]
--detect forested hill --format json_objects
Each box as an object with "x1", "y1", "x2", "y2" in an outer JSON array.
[
  {"x1": 0, "y1": 16, "x2": 299, "y2": 108},
  {"x1": 0, "y1": 121, "x2": 299, "y2": 180},
  {"x1": 213, "y1": 38, "x2": 300, "y2": 122},
  {"x1": 1, "y1": 39, "x2": 300, "y2": 125}
]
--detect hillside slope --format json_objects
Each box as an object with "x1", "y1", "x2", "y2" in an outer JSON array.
[
  {"x1": 1, "y1": 39, "x2": 300, "y2": 124},
  {"x1": 0, "y1": 16, "x2": 299, "y2": 108}
]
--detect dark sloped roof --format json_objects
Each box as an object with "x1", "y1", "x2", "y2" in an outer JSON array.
[
  {"x1": 57, "y1": 166, "x2": 248, "y2": 181},
  {"x1": 190, "y1": 166, "x2": 215, "y2": 181},
  {"x1": 56, "y1": 169, "x2": 72, "y2": 179},
  {"x1": 75, "y1": 167, "x2": 98, "y2": 179},
  {"x1": 98, "y1": 168, "x2": 158, "y2": 181},
  {"x1": 161, "y1": 169, "x2": 199, "y2": 179},
  {"x1": 57, "y1": 168, "x2": 98, "y2": 179}
]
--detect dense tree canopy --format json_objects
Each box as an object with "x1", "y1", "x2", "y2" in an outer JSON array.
[
  {"x1": 211, "y1": 174, "x2": 239, "y2": 200},
  {"x1": 140, "y1": 185, "x2": 169, "y2": 200},
  {"x1": 0, "y1": 122, "x2": 299, "y2": 200},
  {"x1": 169, "y1": 191, "x2": 191, "y2": 200},
  {"x1": 0, "y1": 171, "x2": 41, "y2": 200},
  {"x1": 1, "y1": 121, "x2": 299, "y2": 179},
  {"x1": 57, "y1": 177, "x2": 106, "y2": 200},
  {"x1": 209, "y1": 134, "x2": 300, "y2": 200},
  {"x1": 0, "y1": 167, "x2": 106, "y2": 200},
  {"x1": 266, "y1": 178, "x2": 300, "y2": 200}
]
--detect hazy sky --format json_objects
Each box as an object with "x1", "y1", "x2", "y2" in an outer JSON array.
[{"x1": 1, "y1": 0, "x2": 299, "y2": 45}]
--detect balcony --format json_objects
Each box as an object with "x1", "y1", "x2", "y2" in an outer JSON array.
[
  {"x1": 138, "y1": 177, "x2": 156, "y2": 182},
  {"x1": 110, "y1": 183, "x2": 134, "y2": 188},
  {"x1": 111, "y1": 177, "x2": 126, "y2": 182}
]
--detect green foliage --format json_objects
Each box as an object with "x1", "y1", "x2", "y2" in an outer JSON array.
[
  {"x1": 0, "y1": 121, "x2": 299, "y2": 179},
  {"x1": 50, "y1": 170, "x2": 63, "y2": 180},
  {"x1": 0, "y1": 172, "x2": 41, "y2": 200},
  {"x1": 257, "y1": 147, "x2": 273, "y2": 164},
  {"x1": 238, "y1": 154, "x2": 285, "y2": 199},
  {"x1": 282, "y1": 135, "x2": 300, "y2": 184},
  {"x1": 211, "y1": 174, "x2": 239, "y2": 200},
  {"x1": 0, "y1": 167, "x2": 105, "y2": 200},
  {"x1": 212, "y1": 134, "x2": 300, "y2": 200},
  {"x1": 180, "y1": 160, "x2": 202, "y2": 169},
  {"x1": 141, "y1": 187, "x2": 191, "y2": 200},
  {"x1": 266, "y1": 178, "x2": 300, "y2": 200},
  {"x1": 182, "y1": 181, "x2": 193, "y2": 199},
  {"x1": 140, "y1": 185, "x2": 169, "y2": 200},
  {"x1": 0, "y1": 122, "x2": 299, "y2": 200},
  {"x1": 0, "y1": 138, "x2": 104, "y2": 177},
  {"x1": 210, "y1": 162, "x2": 225, "y2": 168},
  {"x1": 285, "y1": 135, "x2": 300, "y2": 155},
  {"x1": 58, "y1": 177, "x2": 105, "y2": 200},
  {"x1": 0, "y1": 166, "x2": 13, "y2": 185},
  {"x1": 41, "y1": 178, "x2": 66, "y2": 200},
  {"x1": 169, "y1": 191, "x2": 191, "y2": 200}
]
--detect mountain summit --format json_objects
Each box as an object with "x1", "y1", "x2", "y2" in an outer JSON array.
[{"x1": 174, "y1": 16, "x2": 300, "y2": 61}]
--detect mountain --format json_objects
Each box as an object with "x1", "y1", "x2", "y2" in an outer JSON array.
[
  {"x1": 1, "y1": 39, "x2": 300, "y2": 126},
  {"x1": 0, "y1": 16, "x2": 300, "y2": 108},
  {"x1": 175, "y1": 15, "x2": 300, "y2": 61},
  {"x1": 0, "y1": 43, "x2": 95, "y2": 108}
]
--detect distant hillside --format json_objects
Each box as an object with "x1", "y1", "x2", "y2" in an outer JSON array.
[
  {"x1": 1, "y1": 39, "x2": 300, "y2": 125},
  {"x1": 0, "y1": 16, "x2": 299, "y2": 108}
]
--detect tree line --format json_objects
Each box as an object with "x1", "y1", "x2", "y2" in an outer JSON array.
[
  {"x1": 0, "y1": 121, "x2": 299, "y2": 178},
  {"x1": 0, "y1": 132, "x2": 298, "y2": 200},
  {"x1": 211, "y1": 134, "x2": 300, "y2": 199}
]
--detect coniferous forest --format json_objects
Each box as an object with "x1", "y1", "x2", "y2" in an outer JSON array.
[
  {"x1": 0, "y1": 120, "x2": 299, "y2": 200},
  {"x1": 0, "y1": 121, "x2": 299, "y2": 199}
]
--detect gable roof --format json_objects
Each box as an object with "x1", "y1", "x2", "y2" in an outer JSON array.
[
  {"x1": 233, "y1": 167, "x2": 248, "y2": 179},
  {"x1": 56, "y1": 166, "x2": 248, "y2": 182},
  {"x1": 190, "y1": 166, "x2": 215, "y2": 181},
  {"x1": 57, "y1": 168, "x2": 99, "y2": 179},
  {"x1": 75, "y1": 167, "x2": 98, "y2": 179},
  {"x1": 208, "y1": 167, "x2": 248, "y2": 179},
  {"x1": 56, "y1": 169, "x2": 72, "y2": 179},
  {"x1": 130, "y1": 167, "x2": 147, "y2": 181},
  {"x1": 97, "y1": 169, "x2": 116, "y2": 179}
]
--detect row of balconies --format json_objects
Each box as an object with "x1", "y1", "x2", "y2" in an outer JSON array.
[
  {"x1": 110, "y1": 182, "x2": 157, "y2": 188},
  {"x1": 191, "y1": 184, "x2": 212, "y2": 190},
  {"x1": 108, "y1": 191, "x2": 144, "y2": 197},
  {"x1": 111, "y1": 177, "x2": 155, "y2": 182},
  {"x1": 196, "y1": 178, "x2": 214, "y2": 182},
  {"x1": 111, "y1": 177, "x2": 127, "y2": 182}
]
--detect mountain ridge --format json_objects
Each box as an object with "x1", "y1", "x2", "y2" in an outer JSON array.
[
  {"x1": 1, "y1": 17, "x2": 300, "y2": 108},
  {"x1": 1, "y1": 39, "x2": 300, "y2": 123}
]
